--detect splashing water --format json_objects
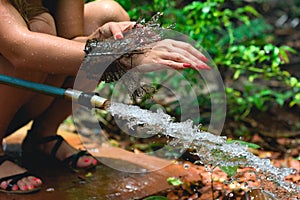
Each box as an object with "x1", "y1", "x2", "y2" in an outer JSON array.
[
  {"x1": 107, "y1": 102, "x2": 300, "y2": 196},
  {"x1": 78, "y1": 13, "x2": 299, "y2": 197}
]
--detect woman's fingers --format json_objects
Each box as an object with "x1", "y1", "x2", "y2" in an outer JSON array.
[
  {"x1": 119, "y1": 21, "x2": 136, "y2": 31},
  {"x1": 135, "y1": 50, "x2": 210, "y2": 72},
  {"x1": 109, "y1": 25, "x2": 123, "y2": 40},
  {"x1": 100, "y1": 21, "x2": 136, "y2": 40},
  {"x1": 155, "y1": 41, "x2": 210, "y2": 70},
  {"x1": 170, "y1": 40, "x2": 209, "y2": 63},
  {"x1": 160, "y1": 52, "x2": 210, "y2": 70}
]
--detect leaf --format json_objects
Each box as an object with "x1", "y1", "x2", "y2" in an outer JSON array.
[
  {"x1": 221, "y1": 166, "x2": 238, "y2": 177},
  {"x1": 85, "y1": 172, "x2": 93, "y2": 177},
  {"x1": 143, "y1": 196, "x2": 169, "y2": 200},
  {"x1": 264, "y1": 44, "x2": 274, "y2": 54},
  {"x1": 243, "y1": 5, "x2": 260, "y2": 16},
  {"x1": 227, "y1": 140, "x2": 261, "y2": 149},
  {"x1": 253, "y1": 94, "x2": 264, "y2": 110},
  {"x1": 279, "y1": 45, "x2": 297, "y2": 54},
  {"x1": 275, "y1": 97, "x2": 285, "y2": 106},
  {"x1": 202, "y1": 6, "x2": 211, "y2": 13},
  {"x1": 167, "y1": 177, "x2": 183, "y2": 186},
  {"x1": 233, "y1": 69, "x2": 241, "y2": 80},
  {"x1": 274, "y1": 91, "x2": 293, "y2": 106},
  {"x1": 279, "y1": 48, "x2": 290, "y2": 63},
  {"x1": 290, "y1": 93, "x2": 300, "y2": 107},
  {"x1": 218, "y1": 19, "x2": 272, "y2": 46},
  {"x1": 289, "y1": 77, "x2": 299, "y2": 87},
  {"x1": 260, "y1": 89, "x2": 272, "y2": 96}
]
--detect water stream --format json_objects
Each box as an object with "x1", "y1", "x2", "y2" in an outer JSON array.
[
  {"x1": 76, "y1": 13, "x2": 300, "y2": 198},
  {"x1": 107, "y1": 102, "x2": 300, "y2": 198}
]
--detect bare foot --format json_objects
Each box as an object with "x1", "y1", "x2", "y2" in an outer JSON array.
[
  {"x1": 23, "y1": 134, "x2": 98, "y2": 170},
  {"x1": 38, "y1": 137, "x2": 98, "y2": 169},
  {"x1": 0, "y1": 158, "x2": 42, "y2": 193}
]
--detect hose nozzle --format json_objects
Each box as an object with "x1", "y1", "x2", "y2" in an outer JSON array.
[{"x1": 64, "y1": 88, "x2": 110, "y2": 110}]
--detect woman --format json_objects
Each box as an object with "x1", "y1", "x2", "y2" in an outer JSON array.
[{"x1": 0, "y1": 0, "x2": 209, "y2": 194}]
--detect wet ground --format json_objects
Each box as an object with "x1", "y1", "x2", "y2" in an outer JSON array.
[{"x1": 1, "y1": 124, "x2": 202, "y2": 200}]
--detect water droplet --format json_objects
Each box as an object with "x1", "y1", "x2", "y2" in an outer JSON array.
[
  {"x1": 183, "y1": 163, "x2": 190, "y2": 169},
  {"x1": 46, "y1": 188, "x2": 55, "y2": 192},
  {"x1": 228, "y1": 192, "x2": 234, "y2": 197}
]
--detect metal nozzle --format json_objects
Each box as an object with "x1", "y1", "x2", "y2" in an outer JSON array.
[
  {"x1": 64, "y1": 88, "x2": 109, "y2": 110},
  {"x1": 90, "y1": 94, "x2": 110, "y2": 110}
]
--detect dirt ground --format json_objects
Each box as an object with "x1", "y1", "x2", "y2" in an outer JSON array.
[{"x1": 2, "y1": 125, "x2": 205, "y2": 200}]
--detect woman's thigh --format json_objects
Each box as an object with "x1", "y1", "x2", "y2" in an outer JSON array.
[{"x1": 1, "y1": 11, "x2": 63, "y2": 135}]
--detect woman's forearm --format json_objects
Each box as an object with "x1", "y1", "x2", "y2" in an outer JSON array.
[
  {"x1": 4, "y1": 30, "x2": 86, "y2": 75},
  {"x1": 0, "y1": 0, "x2": 86, "y2": 75}
]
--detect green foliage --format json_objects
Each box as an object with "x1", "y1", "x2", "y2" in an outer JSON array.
[
  {"x1": 226, "y1": 140, "x2": 260, "y2": 149},
  {"x1": 220, "y1": 166, "x2": 238, "y2": 177},
  {"x1": 86, "y1": 0, "x2": 300, "y2": 135},
  {"x1": 220, "y1": 139, "x2": 260, "y2": 176},
  {"x1": 143, "y1": 196, "x2": 169, "y2": 200},
  {"x1": 167, "y1": 177, "x2": 183, "y2": 186},
  {"x1": 116, "y1": 0, "x2": 299, "y2": 123}
]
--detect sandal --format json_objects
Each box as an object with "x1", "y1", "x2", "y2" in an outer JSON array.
[
  {"x1": 0, "y1": 155, "x2": 41, "y2": 194},
  {"x1": 22, "y1": 134, "x2": 98, "y2": 171}
]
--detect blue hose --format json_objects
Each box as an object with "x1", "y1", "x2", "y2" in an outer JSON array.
[{"x1": 0, "y1": 74, "x2": 66, "y2": 97}]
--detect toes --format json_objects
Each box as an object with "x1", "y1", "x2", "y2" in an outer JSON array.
[
  {"x1": 83, "y1": 157, "x2": 91, "y2": 164},
  {"x1": 4, "y1": 176, "x2": 42, "y2": 192},
  {"x1": 0, "y1": 181, "x2": 8, "y2": 190},
  {"x1": 22, "y1": 176, "x2": 42, "y2": 189},
  {"x1": 11, "y1": 184, "x2": 19, "y2": 191},
  {"x1": 17, "y1": 179, "x2": 28, "y2": 191},
  {"x1": 77, "y1": 156, "x2": 98, "y2": 168},
  {"x1": 79, "y1": 156, "x2": 92, "y2": 167},
  {"x1": 32, "y1": 177, "x2": 42, "y2": 186},
  {"x1": 5, "y1": 180, "x2": 20, "y2": 191},
  {"x1": 92, "y1": 158, "x2": 98, "y2": 165}
]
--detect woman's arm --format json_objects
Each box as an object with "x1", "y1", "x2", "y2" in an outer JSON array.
[{"x1": 0, "y1": 0, "x2": 85, "y2": 75}]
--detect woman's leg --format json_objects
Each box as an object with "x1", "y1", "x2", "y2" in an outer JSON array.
[
  {"x1": 0, "y1": 66, "x2": 45, "y2": 191},
  {"x1": 17, "y1": 0, "x2": 130, "y2": 168},
  {"x1": 84, "y1": 0, "x2": 130, "y2": 35},
  {"x1": 0, "y1": 11, "x2": 55, "y2": 192},
  {"x1": 7, "y1": 0, "x2": 130, "y2": 134}
]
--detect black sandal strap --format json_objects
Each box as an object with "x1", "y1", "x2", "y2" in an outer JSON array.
[
  {"x1": 63, "y1": 151, "x2": 91, "y2": 169},
  {"x1": 37, "y1": 135, "x2": 64, "y2": 158},
  {"x1": 0, "y1": 155, "x2": 12, "y2": 165},
  {"x1": 0, "y1": 155, "x2": 18, "y2": 185},
  {"x1": 24, "y1": 133, "x2": 97, "y2": 170},
  {"x1": 0, "y1": 155, "x2": 39, "y2": 188}
]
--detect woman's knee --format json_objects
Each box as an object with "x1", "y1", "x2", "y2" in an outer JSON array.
[
  {"x1": 84, "y1": 0, "x2": 130, "y2": 35},
  {"x1": 28, "y1": 12, "x2": 57, "y2": 35}
]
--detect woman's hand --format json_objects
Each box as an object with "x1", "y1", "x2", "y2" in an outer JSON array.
[
  {"x1": 130, "y1": 39, "x2": 210, "y2": 71},
  {"x1": 89, "y1": 21, "x2": 136, "y2": 40}
]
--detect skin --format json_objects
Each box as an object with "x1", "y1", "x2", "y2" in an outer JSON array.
[{"x1": 0, "y1": 0, "x2": 209, "y2": 193}]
